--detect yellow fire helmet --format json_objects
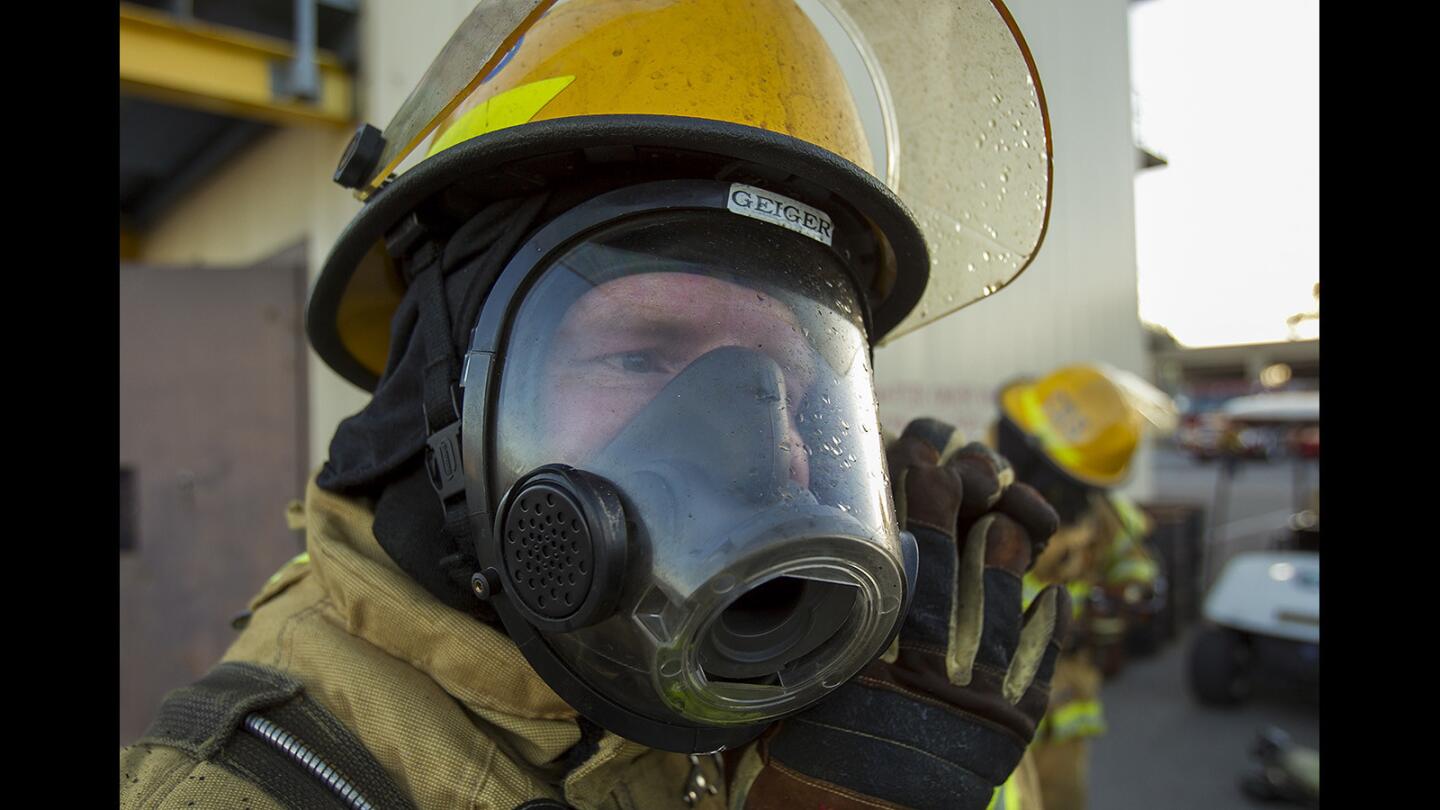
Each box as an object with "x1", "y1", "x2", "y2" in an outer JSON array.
[
  {"x1": 998, "y1": 365, "x2": 1178, "y2": 488},
  {"x1": 307, "y1": 0, "x2": 1052, "y2": 390}
]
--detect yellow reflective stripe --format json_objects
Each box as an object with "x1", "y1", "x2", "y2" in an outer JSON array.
[
  {"x1": 1016, "y1": 387, "x2": 1085, "y2": 470},
  {"x1": 1022, "y1": 573, "x2": 1045, "y2": 611},
  {"x1": 265, "y1": 551, "x2": 310, "y2": 587},
  {"x1": 1042, "y1": 699, "x2": 1107, "y2": 740},
  {"x1": 1067, "y1": 581, "x2": 1089, "y2": 619},
  {"x1": 989, "y1": 772, "x2": 1024, "y2": 810},
  {"x1": 1106, "y1": 556, "x2": 1157, "y2": 585},
  {"x1": 427, "y1": 75, "x2": 576, "y2": 157},
  {"x1": 1107, "y1": 492, "x2": 1151, "y2": 538},
  {"x1": 1025, "y1": 575, "x2": 1089, "y2": 619}
]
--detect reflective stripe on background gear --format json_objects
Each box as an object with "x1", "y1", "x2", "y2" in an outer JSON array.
[
  {"x1": 989, "y1": 750, "x2": 1043, "y2": 810},
  {"x1": 1036, "y1": 698, "x2": 1106, "y2": 741},
  {"x1": 1035, "y1": 654, "x2": 1105, "y2": 743},
  {"x1": 1103, "y1": 554, "x2": 1156, "y2": 587},
  {"x1": 1097, "y1": 493, "x2": 1158, "y2": 587},
  {"x1": 1106, "y1": 492, "x2": 1151, "y2": 538},
  {"x1": 1024, "y1": 574, "x2": 1090, "y2": 622},
  {"x1": 988, "y1": 781, "x2": 1021, "y2": 810}
]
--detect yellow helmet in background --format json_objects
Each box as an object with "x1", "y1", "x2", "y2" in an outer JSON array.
[
  {"x1": 309, "y1": 0, "x2": 1052, "y2": 390},
  {"x1": 999, "y1": 365, "x2": 1177, "y2": 488}
]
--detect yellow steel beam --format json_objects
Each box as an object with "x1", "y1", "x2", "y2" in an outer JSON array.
[{"x1": 119, "y1": 3, "x2": 354, "y2": 128}]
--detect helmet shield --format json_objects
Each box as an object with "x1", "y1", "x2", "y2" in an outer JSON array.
[
  {"x1": 489, "y1": 210, "x2": 907, "y2": 728},
  {"x1": 811, "y1": 0, "x2": 1051, "y2": 339},
  {"x1": 359, "y1": 0, "x2": 558, "y2": 196}
]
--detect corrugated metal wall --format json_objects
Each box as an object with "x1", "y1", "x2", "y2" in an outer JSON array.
[{"x1": 136, "y1": 0, "x2": 1153, "y2": 497}]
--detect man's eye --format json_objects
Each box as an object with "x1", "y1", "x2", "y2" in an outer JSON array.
[{"x1": 603, "y1": 351, "x2": 663, "y2": 374}]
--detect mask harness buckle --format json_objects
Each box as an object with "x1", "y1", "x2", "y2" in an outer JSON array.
[
  {"x1": 396, "y1": 195, "x2": 554, "y2": 598},
  {"x1": 396, "y1": 225, "x2": 480, "y2": 590}
]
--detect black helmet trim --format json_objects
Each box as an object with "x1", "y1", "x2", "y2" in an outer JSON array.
[
  {"x1": 307, "y1": 114, "x2": 930, "y2": 392},
  {"x1": 994, "y1": 414, "x2": 1098, "y2": 525}
]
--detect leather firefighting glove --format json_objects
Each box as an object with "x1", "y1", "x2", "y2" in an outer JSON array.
[{"x1": 736, "y1": 418, "x2": 1071, "y2": 810}]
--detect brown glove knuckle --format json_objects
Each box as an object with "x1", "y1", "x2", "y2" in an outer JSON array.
[
  {"x1": 903, "y1": 464, "x2": 964, "y2": 533},
  {"x1": 899, "y1": 417, "x2": 960, "y2": 456},
  {"x1": 981, "y1": 513, "x2": 1032, "y2": 575},
  {"x1": 949, "y1": 454, "x2": 1003, "y2": 518},
  {"x1": 998, "y1": 482, "x2": 1060, "y2": 549},
  {"x1": 886, "y1": 433, "x2": 941, "y2": 472}
]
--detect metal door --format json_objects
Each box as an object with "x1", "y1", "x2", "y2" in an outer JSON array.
[{"x1": 119, "y1": 242, "x2": 309, "y2": 744}]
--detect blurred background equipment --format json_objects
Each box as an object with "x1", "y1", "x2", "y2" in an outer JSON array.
[
  {"x1": 1155, "y1": 334, "x2": 1319, "y2": 464},
  {"x1": 1188, "y1": 548, "x2": 1319, "y2": 707},
  {"x1": 1240, "y1": 727, "x2": 1319, "y2": 808},
  {"x1": 1203, "y1": 390, "x2": 1320, "y2": 578},
  {"x1": 1187, "y1": 390, "x2": 1319, "y2": 714}
]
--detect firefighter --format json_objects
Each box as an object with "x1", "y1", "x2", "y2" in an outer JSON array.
[
  {"x1": 121, "y1": 1, "x2": 1070, "y2": 807},
  {"x1": 991, "y1": 364, "x2": 1177, "y2": 810}
]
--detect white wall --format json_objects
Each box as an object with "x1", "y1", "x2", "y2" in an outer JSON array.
[
  {"x1": 871, "y1": 0, "x2": 1155, "y2": 498},
  {"x1": 137, "y1": 0, "x2": 1152, "y2": 497}
]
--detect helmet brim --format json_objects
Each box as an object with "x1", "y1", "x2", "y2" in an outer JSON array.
[{"x1": 308, "y1": 114, "x2": 929, "y2": 391}]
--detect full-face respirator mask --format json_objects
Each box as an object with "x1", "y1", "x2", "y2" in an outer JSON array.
[{"x1": 452, "y1": 179, "x2": 916, "y2": 752}]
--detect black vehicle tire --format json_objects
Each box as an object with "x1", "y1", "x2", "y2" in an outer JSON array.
[{"x1": 1189, "y1": 625, "x2": 1251, "y2": 706}]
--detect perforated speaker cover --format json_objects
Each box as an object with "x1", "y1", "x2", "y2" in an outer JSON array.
[{"x1": 501, "y1": 483, "x2": 595, "y2": 619}]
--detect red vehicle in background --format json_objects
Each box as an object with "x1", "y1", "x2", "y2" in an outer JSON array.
[
  {"x1": 1291, "y1": 425, "x2": 1320, "y2": 458},
  {"x1": 1175, "y1": 390, "x2": 1317, "y2": 462},
  {"x1": 1177, "y1": 411, "x2": 1226, "y2": 460}
]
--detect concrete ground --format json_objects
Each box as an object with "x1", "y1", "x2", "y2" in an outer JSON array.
[
  {"x1": 1087, "y1": 446, "x2": 1319, "y2": 809},
  {"x1": 1090, "y1": 627, "x2": 1319, "y2": 809}
]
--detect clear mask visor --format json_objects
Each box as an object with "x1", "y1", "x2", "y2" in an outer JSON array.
[{"x1": 492, "y1": 210, "x2": 906, "y2": 725}]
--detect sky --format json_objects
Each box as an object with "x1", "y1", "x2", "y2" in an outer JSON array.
[{"x1": 1129, "y1": 0, "x2": 1319, "y2": 348}]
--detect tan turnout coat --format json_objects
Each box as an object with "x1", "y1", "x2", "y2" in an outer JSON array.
[{"x1": 120, "y1": 478, "x2": 731, "y2": 810}]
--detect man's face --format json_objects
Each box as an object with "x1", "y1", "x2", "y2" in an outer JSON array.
[{"x1": 540, "y1": 272, "x2": 817, "y2": 487}]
